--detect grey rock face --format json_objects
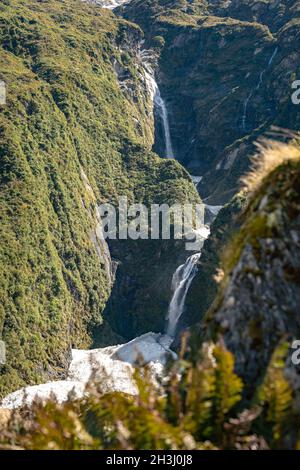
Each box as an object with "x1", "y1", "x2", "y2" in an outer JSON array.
[
  {"x1": 207, "y1": 160, "x2": 300, "y2": 391},
  {"x1": 214, "y1": 239, "x2": 300, "y2": 385}
]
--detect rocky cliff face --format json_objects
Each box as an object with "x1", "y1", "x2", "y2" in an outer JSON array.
[
  {"x1": 204, "y1": 141, "x2": 300, "y2": 394},
  {"x1": 103, "y1": 237, "x2": 192, "y2": 341},
  {"x1": 0, "y1": 0, "x2": 300, "y2": 449},
  {"x1": 120, "y1": 0, "x2": 300, "y2": 203},
  {"x1": 98, "y1": 155, "x2": 201, "y2": 343}
]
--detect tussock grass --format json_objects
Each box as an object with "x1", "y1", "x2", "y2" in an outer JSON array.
[{"x1": 242, "y1": 133, "x2": 300, "y2": 195}]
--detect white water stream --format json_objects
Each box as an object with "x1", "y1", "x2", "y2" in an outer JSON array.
[
  {"x1": 155, "y1": 91, "x2": 175, "y2": 159},
  {"x1": 242, "y1": 46, "x2": 278, "y2": 130},
  {"x1": 166, "y1": 253, "x2": 202, "y2": 337},
  {"x1": 166, "y1": 219, "x2": 216, "y2": 338},
  {"x1": 141, "y1": 51, "x2": 175, "y2": 159}
]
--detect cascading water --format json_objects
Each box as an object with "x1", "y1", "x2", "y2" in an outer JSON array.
[
  {"x1": 166, "y1": 202, "x2": 223, "y2": 338},
  {"x1": 154, "y1": 90, "x2": 175, "y2": 159},
  {"x1": 141, "y1": 52, "x2": 175, "y2": 159},
  {"x1": 242, "y1": 46, "x2": 278, "y2": 130},
  {"x1": 166, "y1": 252, "x2": 202, "y2": 337}
]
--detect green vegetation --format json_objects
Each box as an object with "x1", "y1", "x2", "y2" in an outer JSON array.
[
  {"x1": 198, "y1": 141, "x2": 300, "y2": 415},
  {"x1": 1, "y1": 340, "x2": 299, "y2": 450},
  {"x1": 1, "y1": 0, "x2": 300, "y2": 451},
  {"x1": 222, "y1": 146, "x2": 300, "y2": 284},
  {"x1": 0, "y1": 0, "x2": 199, "y2": 397},
  {"x1": 257, "y1": 342, "x2": 295, "y2": 449}
]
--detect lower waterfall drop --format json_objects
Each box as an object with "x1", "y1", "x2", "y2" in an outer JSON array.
[
  {"x1": 166, "y1": 253, "x2": 201, "y2": 337},
  {"x1": 166, "y1": 203, "x2": 222, "y2": 338}
]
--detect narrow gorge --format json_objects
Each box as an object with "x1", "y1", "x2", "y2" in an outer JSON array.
[
  {"x1": 0, "y1": 1, "x2": 211, "y2": 405},
  {"x1": 1, "y1": 0, "x2": 300, "y2": 451}
]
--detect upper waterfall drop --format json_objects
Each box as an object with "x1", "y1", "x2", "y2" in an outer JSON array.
[
  {"x1": 154, "y1": 90, "x2": 175, "y2": 159},
  {"x1": 141, "y1": 51, "x2": 175, "y2": 159}
]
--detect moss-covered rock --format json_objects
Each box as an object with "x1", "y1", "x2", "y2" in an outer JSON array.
[{"x1": 204, "y1": 141, "x2": 300, "y2": 394}]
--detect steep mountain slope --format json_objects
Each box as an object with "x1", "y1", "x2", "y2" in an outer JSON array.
[
  {"x1": 0, "y1": 1, "x2": 299, "y2": 450},
  {"x1": 0, "y1": 0, "x2": 200, "y2": 397},
  {"x1": 119, "y1": 0, "x2": 300, "y2": 203},
  {"x1": 2, "y1": 163, "x2": 300, "y2": 450}
]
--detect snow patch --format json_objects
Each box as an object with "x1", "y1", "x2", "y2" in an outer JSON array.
[
  {"x1": 0, "y1": 381, "x2": 86, "y2": 409},
  {"x1": 1, "y1": 333, "x2": 176, "y2": 409},
  {"x1": 190, "y1": 175, "x2": 203, "y2": 187},
  {"x1": 83, "y1": 0, "x2": 130, "y2": 9}
]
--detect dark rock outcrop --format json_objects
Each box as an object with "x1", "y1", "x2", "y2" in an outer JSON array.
[
  {"x1": 205, "y1": 142, "x2": 300, "y2": 392},
  {"x1": 120, "y1": 0, "x2": 300, "y2": 203}
]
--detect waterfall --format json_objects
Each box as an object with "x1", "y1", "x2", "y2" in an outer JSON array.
[
  {"x1": 242, "y1": 46, "x2": 278, "y2": 131},
  {"x1": 141, "y1": 52, "x2": 175, "y2": 159},
  {"x1": 154, "y1": 90, "x2": 175, "y2": 159},
  {"x1": 166, "y1": 203, "x2": 222, "y2": 338},
  {"x1": 267, "y1": 46, "x2": 279, "y2": 66},
  {"x1": 166, "y1": 224, "x2": 211, "y2": 338},
  {"x1": 166, "y1": 253, "x2": 201, "y2": 337}
]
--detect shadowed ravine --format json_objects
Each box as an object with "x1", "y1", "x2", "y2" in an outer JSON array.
[{"x1": 0, "y1": 11, "x2": 214, "y2": 406}]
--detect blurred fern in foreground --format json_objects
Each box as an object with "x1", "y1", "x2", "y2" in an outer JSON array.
[{"x1": 1, "y1": 340, "x2": 297, "y2": 450}]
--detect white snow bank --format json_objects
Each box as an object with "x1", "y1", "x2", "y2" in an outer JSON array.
[
  {"x1": 1, "y1": 333, "x2": 176, "y2": 409},
  {"x1": 68, "y1": 348, "x2": 137, "y2": 395},
  {"x1": 1, "y1": 381, "x2": 86, "y2": 409},
  {"x1": 83, "y1": 0, "x2": 130, "y2": 10},
  {"x1": 112, "y1": 333, "x2": 175, "y2": 365}
]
